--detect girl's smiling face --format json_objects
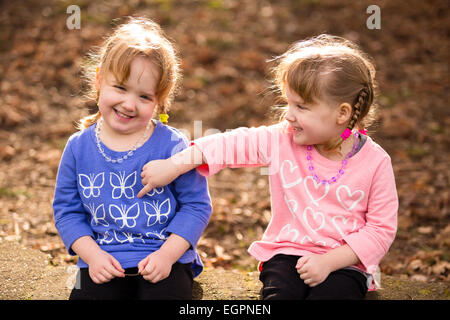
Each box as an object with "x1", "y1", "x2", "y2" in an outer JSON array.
[
  {"x1": 285, "y1": 86, "x2": 344, "y2": 147},
  {"x1": 96, "y1": 56, "x2": 160, "y2": 138}
]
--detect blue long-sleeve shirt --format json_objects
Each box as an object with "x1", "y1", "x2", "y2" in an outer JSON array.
[{"x1": 53, "y1": 120, "x2": 212, "y2": 277}]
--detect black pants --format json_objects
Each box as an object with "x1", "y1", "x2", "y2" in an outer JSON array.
[
  {"x1": 259, "y1": 254, "x2": 368, "y2": 300},
  {"x1": 69, "y1": 263, "x2": 193, "y2": 300}
]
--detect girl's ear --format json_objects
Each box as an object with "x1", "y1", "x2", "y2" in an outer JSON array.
[{"x1": 336, "y1": 102, "x2": 352, "y2": 125}]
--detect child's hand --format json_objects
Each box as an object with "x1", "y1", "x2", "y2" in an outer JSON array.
[
  {"x1": 296, "y1": 254, "x2": 332, "y2": 287},
  {"x1": 88, "y1": 250, "x2": 125, "y2": 284},
  {"x1": 138, "y1": 250, "x2": 173, "y2": 283},
  {"x1": 137, "y1": 159, "x2": 181, "y2": 198}
]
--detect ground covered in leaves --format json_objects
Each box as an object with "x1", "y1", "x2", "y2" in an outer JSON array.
[{"x1": 0, "y1": 0, "x2": 448, "y2": 290}]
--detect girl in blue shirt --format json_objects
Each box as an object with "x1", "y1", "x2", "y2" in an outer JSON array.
[{"x1": 53, "y1": 17, "x2": 212, "y2": 300}]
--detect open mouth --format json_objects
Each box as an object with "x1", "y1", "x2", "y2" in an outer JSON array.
[
  {"x1": 290, "y1": 125, "x2": 303, "y2": 133},
  {"x1": 114, "y1": 108, "x2": 134, "y2": 120}
]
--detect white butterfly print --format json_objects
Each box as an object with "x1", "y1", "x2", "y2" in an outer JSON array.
[
  {"x1": 113, "y1": 230, "x2": 145, "y2": 244},
  {"x1": 146, "y1": 227, "x2": 168, "y2": 241},
  {"x1": 96, "y1": 231, "x2": 114, "y2": 245},
  {"x1": 109, "y1": 203, "x2": 140, "y2": 229},
  {"x1": 84, "y1": 203, "x2": 109, "y2": 227},
  {"x1": 110, "y1": 171, "x2": 136, "y2": 199},
  {"x1": 144, "y1": 199, "x2": 171, "y2": 227},
  {"x1": 78, "y1": 172, "x2": 104, "y2": 198},
  {"x1": 146, "y1": 187, "x2": 164, "y2": 197}
]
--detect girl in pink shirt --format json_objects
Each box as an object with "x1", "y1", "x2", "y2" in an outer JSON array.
[{"x1": 137, "y1": 34, "x2": 398, "y2": 299}]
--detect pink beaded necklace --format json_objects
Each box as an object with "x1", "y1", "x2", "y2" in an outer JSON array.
[{"x1": 306, "y1": 131, "x2": 360, "y2": 185}]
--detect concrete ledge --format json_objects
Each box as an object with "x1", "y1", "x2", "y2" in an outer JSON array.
[{"x1": 1, "y1": 240, "x2": 448, "y2": 300}]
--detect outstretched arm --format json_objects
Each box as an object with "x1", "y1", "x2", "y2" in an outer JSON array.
[
  {"x1": 137, "y1": 145, "x2": 204, "y2": 198},
  {"x1": 138, "y1": 124, "x2": 279, "y2": 197}
]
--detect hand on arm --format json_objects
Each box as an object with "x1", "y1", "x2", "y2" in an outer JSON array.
[
  {"x1": 137, "y1": 145, "x2": 204, "y2": 198},
  {"x1": 296, "y1": 244, "x2": 360, "y2": 287},
  {"x1": 71, "y1": 236, "x2": 125, "y2": 284},
  {"x1": 138, "y1": 233, "x2": 190, "y2": 283}
]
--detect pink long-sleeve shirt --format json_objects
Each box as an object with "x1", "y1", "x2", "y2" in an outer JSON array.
[{"x1": 193, "y1": 122, "x2": 398, "y2": 290}]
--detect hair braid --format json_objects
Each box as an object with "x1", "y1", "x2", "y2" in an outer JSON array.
[{"x1": 347, "y1": 87, "x2": 369, "y2": 131}]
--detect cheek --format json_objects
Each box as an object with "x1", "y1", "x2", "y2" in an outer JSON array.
[
  {"x1": 98, "y1": 89, "x2": 117, "y2": 107},
  {"x1": 138, "y1": 102, "x2": 157, "y2": 118}
]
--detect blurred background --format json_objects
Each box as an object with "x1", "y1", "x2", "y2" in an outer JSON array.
[{"x1": 0, "y1": 0, "x2": 448, "y2": 285}]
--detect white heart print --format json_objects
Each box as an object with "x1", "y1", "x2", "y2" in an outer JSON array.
[
  {"x1": 280, "y1": 160, "x2": 302, "y2": 189},
  {"x1": 303, "y1": 175, "x2": 330, "y2": 207},
  {"x1": 331, "y1": 215, "x2": 358, "y2": 238},
  {"x1": 300, "y1": 235, "x2": 327, "y2": 247},
  {"x1": 283, "y1": 194, "x2": 298, "y2": 220},
  {"x1": 336, "y1": 185, "x2": 365, "y2": 211},
  {"x1": 276, "y1": 224, "x2": 300, "y2": 242},
  {"x1": 302, "y1": 207, "x2": 325, "y2": 233}
]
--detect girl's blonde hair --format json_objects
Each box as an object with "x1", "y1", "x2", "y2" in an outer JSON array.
[
  {"x1": 79, "y1": 16, "x2": 180, "y2": 129},
  {"x1": 272, "y1": 34, "x2": 378, "y2": 151}
]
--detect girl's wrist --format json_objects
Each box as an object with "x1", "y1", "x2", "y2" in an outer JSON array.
[
  {"x1": 157, "y1": 233, "x2": 191, "y2": 265},
  {"x1": 322, "y1": 244, "x2": 360, "y2": 273},
  {"x1": 154, "y1": 246, "x2": 178, "y2": 265}
]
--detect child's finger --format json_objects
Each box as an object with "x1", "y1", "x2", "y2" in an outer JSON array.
[
  {"x1": 297, "y1": 263, "x2": 309, "y2": 275},
  {"x1": 138, "y1": 256, "x2": 149, "y2": 274},
  {"x1": 296, "y1": 256, "x2": 308, "y2": 270},
  {"x1": 107, "y1": 263, "x2": 124, "y2": 278},
  {"x1": 299, "y1": 271, "x2": 309, "y2": 280},
  {"x1": 141, "y1": 260, "x2": 155, "y2": 276},
  {"x1": 95, "y1": 272, "x2": 109, "y2": 284},
  {"x1": 91, "y1": 275, "x2": 101, "y2": 284},
  {"x1": 100, "y1": 268, "x2": 114, "y2": 281},
  {"x1": 137, "y1": 184, "x2": 153, "y2": 198},
  {"x1": 111, "y1": 257, "x2": 125, "y2": 273},
  {"x1": 144, "y1": 269, "x2": 161, "y2": 283}
]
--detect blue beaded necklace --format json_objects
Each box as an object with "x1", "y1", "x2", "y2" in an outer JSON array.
[{"x1": 306, "y1": 131, "x2": 360, "y2": 185}]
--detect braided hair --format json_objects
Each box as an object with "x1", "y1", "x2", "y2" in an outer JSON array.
[{"x1": 347, "y1": 85, "x2": 372, "y2": 133}]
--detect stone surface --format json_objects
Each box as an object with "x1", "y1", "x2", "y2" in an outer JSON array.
[{"x1": 1, "y1": 240, "x2": 448, "y2": 300}]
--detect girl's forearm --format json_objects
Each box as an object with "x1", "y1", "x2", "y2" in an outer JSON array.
[
  {"x1": 171, "y1": 145, "x2": 205, "y2": 175},
  {"x1": 156, "y1": 233, "x2": 191, "y2": 264},
  {"x1": 71, "y1": 235, "x2": 103, "y2": 265},
  {"x1": 138, "y1": 145, "x2": 206, "y2": 198},
  {"x1": 323, "y1": 244, "x2": 360, "y2": 272}
]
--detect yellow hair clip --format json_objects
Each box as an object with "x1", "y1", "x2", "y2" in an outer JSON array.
[{"x1": 159, "y1": 113, "x2": 169, "y2": 124}]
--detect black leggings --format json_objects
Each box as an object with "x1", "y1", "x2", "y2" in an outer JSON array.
[
  {"x1": 69, "y1": 263, "x2": 193, "y2": 300},
  {"x1": 259, "y1": 254, "x2": 368, "y2": 300}
]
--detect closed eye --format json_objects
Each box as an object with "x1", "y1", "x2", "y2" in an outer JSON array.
[
  {"x1": 114, "y1": 85, "x2": 126, "y2": 91},
  {"x1": 140, "y1": 95, "x2": 153, "y2": 101}
]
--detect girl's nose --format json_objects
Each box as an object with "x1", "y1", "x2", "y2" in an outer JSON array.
[
  {"x1": 121, "y1": 94, "x2": 137, "y2": 111},
  {"x1": 285, "y1": 106, "x2": 295, "y2": 122}
]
